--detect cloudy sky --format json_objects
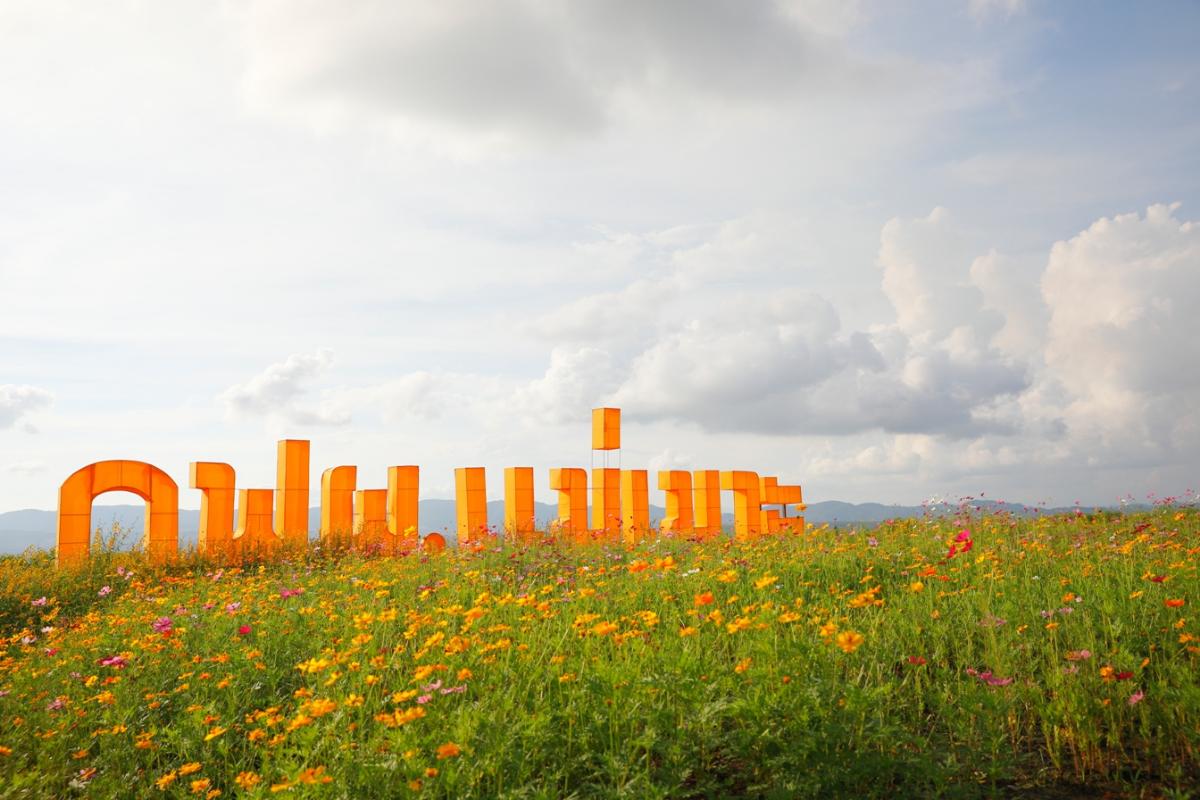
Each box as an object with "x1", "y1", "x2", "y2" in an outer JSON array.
[{"x1": 3, "y1": 0, "x2": 1199, "y2": 512}]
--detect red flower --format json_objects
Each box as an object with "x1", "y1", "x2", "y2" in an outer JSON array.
[
  {"x1": 907, "y1": 656, "x2": 927, "y2": 666},
  {"x1": 237, "y1": 625, "x2": 252, "y2": 636}
]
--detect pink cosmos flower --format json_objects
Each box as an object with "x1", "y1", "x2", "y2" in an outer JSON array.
[
  {"x1": 97, "y1": 586, "x2": 112, "y2": 598},
  {"x1": 100, "y1": 655, "x2": 128, "y2": 668},
  {"x1": 1128, "y1": 690, "x2": 1145, "y2": 706},
  {"x1": 152, "y1": 616, "x2": 173, "y2": 634}
]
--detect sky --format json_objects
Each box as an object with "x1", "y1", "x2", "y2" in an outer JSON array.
[{"x1": 2, "y1": 0, "x2": 1199, "y2": 512}]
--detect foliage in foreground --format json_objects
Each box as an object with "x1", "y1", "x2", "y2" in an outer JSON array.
[{"x1": 1, "y1": 507, "x2": 1199, "y2": 798}]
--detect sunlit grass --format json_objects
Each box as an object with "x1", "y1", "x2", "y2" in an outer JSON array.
[{"x1": 1, "y1": 507, "x2": 1197, "y2": 798}]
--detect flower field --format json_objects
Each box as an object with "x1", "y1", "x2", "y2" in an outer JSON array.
[{"x1": 1, "y1": 507, "x2": 1198, "y2": 798}]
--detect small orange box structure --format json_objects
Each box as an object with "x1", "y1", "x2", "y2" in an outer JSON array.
[
  {"x1": 190, "y1": 461, "x2": 236, "y2": 557},
  {"x1": 591, "y1": 468, "x2": 621, "y2": 535},
  {"x1": 691, "y1": 470, "x2": 722, "y2": 538},
  {"x1": 387, "y1": 466, "x2": 420, "y2": 551},
  {"x1": 319, "y1": 465, "x2": 357, "y2": 540},
  {"x1": 235, "y1": 488, "x2": 278, "y2": 557},
  {"x1": 657, "y1": 470, "x2": 694, "y2": 535},
  {"x1": 760, "y1": 476, "x2": 780, "y2": 505},
  {"x1": 56, "y1": 459, "x2": 179, "y2": 567},
  {"x1": 620, "y1": 469, "x2": 649, "y2": 543},
  {"x1": 354, "y1": 488, "x2": 389, "y2": 549},
  {"x1": 763, "y1": 508, "x2": 782, "y2": 534},
  {"x1": 777, "y1": 484, "x2": 803, "y2": 505},
  {"x1": 504, "y1": 467, "x2": 536, "y2": 540},
  {"x1": 591, "y1": 407, "x2": 620, "y2": 450},
  {"x1": 550, "y1": 468, "x2": 588, "y2": 538},
  {"x1": 455, "y1": 467, "x2": 489, "y2": 543},
  {"x1": 273, "y1": 440, "x2": 310, "y2": 547},
  {"x1": 720, "y1": 471, "x2": 763, "y2": 540}
]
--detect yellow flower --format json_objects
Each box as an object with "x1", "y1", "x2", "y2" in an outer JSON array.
[
  {"x1": 754, "y1": 575, "x2": 778, "y2": 590},
  {"x1": 909, "y1": 581, "x2": 925, "y2": 593},
  {"x1": 819, "y1": 621, "x2": 838, "y2": 639},
  {"x1": 424, "y1": 767, "x2": 439, "y2": 778},
  {"x1": 235, "y1": 772, "x2": 261, "y2": 790},
  {"x1": 734, "y1": 657, "x2": 752, "y2": 674},
  {"x1": 717, "y1": 570, "x2": 738, "y2": 583},
  {"x1": 456, "y1": 668, "x2": 473, "y2": 681},
  {"x1": 155, "y1": 772, "x2": 178, "y2": 790},
  {"x1": 679, "y1": 626, "x2": 699, "y2": 637},
  {"x1": 392, "y1": 690, "x2": 418, "y2": 703},
  {"x1": 436, "y1": 742, "x2": 462, "y2": 759},
  {"x1": 835, "y1": 630, "x2": 864, "y2": 653},
  {"x1": 302, "y1": 698, "x2": 338, "y2": 717},
  {"x1": 591, "y1": 621, "x2": 618, "y2": 637},
  {"x1": 777, "y1": 611, "x2": 801, "y2": 624},
  {"x1": 558, "y1": 672, "x2": 577, "y2": 683},
  {"x1": 725, "y1": 617, "x2": 752, "y2": 634},
  {"x1": 0, "y1": 746, "x2": 12, "y2": 757},
  {"x1": 203, "y1": 726, "x2": 226, "y2": 742},
  {"x1": 179, "y1": 763, "x2": 202, "y2": 776},
  {"x1": 189, "y1": 778, "x2": 211, "y2": 795}
]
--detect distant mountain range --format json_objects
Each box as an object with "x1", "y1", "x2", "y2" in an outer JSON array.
[{"x1": 0, "y1": 499, "x2": 1143, "y2": 554}]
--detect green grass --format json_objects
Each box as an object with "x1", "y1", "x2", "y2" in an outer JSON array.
[{"x1": 1, "y1": 507, "x2": 1198, "y2": 798}]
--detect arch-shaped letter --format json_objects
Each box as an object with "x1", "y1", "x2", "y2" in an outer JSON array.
[
  {"x1": 57, "y1": 460, "x2": 179, "y2": 567},
  {"x1": 235, "y1": 488, "x2": 279, "y2": 557},
  {"x1": 190, "y1": 462, "x2": 235, "y2": 558}
]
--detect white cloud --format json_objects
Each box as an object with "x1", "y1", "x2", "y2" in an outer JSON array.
[
  {"x1": 4, "y1": 460, "x2": 47, "y2": 476},
  {"x1": 219, "y1": 349, "x2": 349, "y2": 427},
  {"x1": 968, "y1": 0, "x2": 1027, "y2": 22},
  {"x1": 1040, "y1": 203, "x2": 1200, "y2": 457},
  {"x1": 0, "y1": 385, "x2": 53, "y2": 430},
  {"x1": 231, "y1": 0, "x2": 882, "y2": 151}
]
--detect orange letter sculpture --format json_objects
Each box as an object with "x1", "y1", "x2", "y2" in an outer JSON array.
[
  {"x1": 57, "y1": 460, "x2": 179, "y2": 567},
  {"x1": 190, "y1": 462, "x2": 236, "y2": 558},
  {"x1": 760, "y1": 476, "x2": 782, "y2": 534},
  {"x1": 455, "y1": 467, "x2": 489, "y2": 544},
  {"x1": 320, "y1": 465, "x2": 357, "y2": 541},
  {"x1": 354, "y1": 488, "x2": 389, "y2": 549},
  {"x1": 387, "y1": 466, "x2": 420, "y2": 552},
  {"x1": 591, "y1": 468, "x2": 621, "y2": 536},
  {"x1": 274, "y1": 439, "x2": 310, "y2": 547},
  {"x1": 620, "y1": 469, "x2": 649, "y2": 544},
  {"x1": 657, "y1": 470, "x2": 694, "y2": 535},
  {"x1": 720, "y1": 471, "x2": 762, "y2": 540},
  {"x1": 504, "y1": 467, "x2": 536, "y2": 541},
  {"x1": 592, "y1": 407, "x2": 620, "y2": 450},
  {"x1": 692, "y1": 470, "x2": 722, "y2": 538},
  {"x1": 550, "y1": 468, "x2": 588, "y2": 540},
  {"x1": 235, "y1": 488, "x2": 279, "y2": 556}
]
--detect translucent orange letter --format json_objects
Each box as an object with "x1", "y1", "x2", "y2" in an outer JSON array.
[
  {"x1": 274, "y1": 440, "x2": 310, "y2": 548},
  {"x1": 720, "y1": 471, "x2": 762, "y2": 540},
  {"x1": 591, "y1": 468, "x2": 620, "y2": 536},
  {"x1": 657, "y1": 470, "x2": 694, "y2": 535},
  {"x1": 57, "y1": 460, "x2": 179, "y2": 567},
  {"x1": 620, "y1": 469, "x2": 649, "y2": 544},
  {"x1": 320, "y1": 465, "x2": 357, "y2": 542},
  {"x1": 549, "y1": 468, "x2": 588, "y2": 540},
  {"x1": 692, "y1": 470, "x2": 722, "y2": 539},
  {"x1": 190, "y1": 462, "x2": 235, "y2": 558},
  {"x1": 455, "y1": 467, "x2": 489, "y2": 544},
  {"x1": 504, "y1": 467, "x2": 536, "y2": 541}
]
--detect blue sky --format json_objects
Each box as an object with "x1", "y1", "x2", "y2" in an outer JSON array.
[{"x1": 2, "y1": 0, "x2": 1198, "y2": 511}]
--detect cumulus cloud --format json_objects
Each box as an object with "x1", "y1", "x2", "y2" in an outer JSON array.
[
  {"x1": 219, "y1": 349, "x2": 350, "y2": 427},
  {"x1": 0, "y1": 384, "x2": 53, "y2": 431},
  {"x1": 232, "y1": 0, "x2": 879, "y2": 148},
  {"x1": 1040, "y1": 203, "x2": 1200, "y2": 457}
]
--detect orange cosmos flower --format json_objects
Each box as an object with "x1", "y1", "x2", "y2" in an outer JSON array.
[
  {"x1": 694, "y1": 592, "x2": 714, "y2": 606},
  {"x1": 1165, "y1": 599, "x2": 1185, "y2": 608},
  {"x1": 835, "y1": 631, "x2": 865, "y2": 653},
  {"x1": 436, "y1": 742, "x2": 462, "y2": 759}
]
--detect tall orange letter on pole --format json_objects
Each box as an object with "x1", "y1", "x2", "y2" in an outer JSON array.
[
  {"x1": 320, "y1": 465, "x2": 357, "y2": 541},
  {"x1": 550, "y1": 468, "x2": 588, "y2": 540},
  {"x1": 692, "y1": 470, "x2": 722, "y2": 538},
  {"x1": 274, "y1": 439, "x2": 309, "y2": 547}
]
